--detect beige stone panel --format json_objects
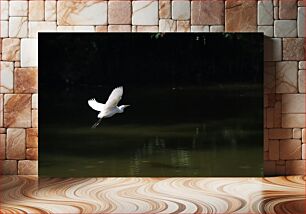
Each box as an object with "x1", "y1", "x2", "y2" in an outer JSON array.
[
  {"x1": 4, "y1": 94, "x2": 31, "y2": 128},
  {"x1": 14, "y1": 68, "x2": 38, "y2": 93},
  {"x1": 274, "y1": 20, "x2": 297, "y2": 37},
  {"x1": 279, "y1": 0, "x2": 297, "y2": 19},
  {"x1": 0, "y1": 21, "x2": 8, "y2": 37},
  {"x1": 57, "y1": 0, "x2": 107, "y2": 25},
  {"x1": 276, "y1": 61, "x2": 298, "y2": 93},
  {"x1": 159, "y1": 19, "x2": 176, "y2": 32},
  {"x1": 191, "y1": 25, "x2": 209, "y2": 32},
  {"x1": 299, "y1": 61, "x2": 306, "y2": 70},
  {"x1": 28, "y1": 21, "x2": 57, "y2": 38},
  {"x1": 26, "y1": 128, "x2": 38, "y2": 148},
  {"x1": 108, "y1": 1, "x2": 131, "y2": 24},
  {"x1": 283, "y1": 38, "x2": 305, "y2": 61},
  {"x1": 303, "y1": 129, "x2": 306, "y2": 143},
  {"x1": 0, "y1": 1, "x2": 9, "y2": 21},
  {"x1": 264, "y1": 62, "x2": 275, "y2": 94},
  {"x1": 298, "y1": 70, "x2": 305, "y2": 93},
  {"x1": 0, "y1": 61, "x2": 14, "y2": 93},
  {"x1": 266, "y1": 108, "x2": 274, "y2": 128},
  {"x1": 302, "y1": 144, "x2": 306, "y2": 159},
  {"x1": 29, "y1": 1, "x2": 44, "y2": 21},
  {"x1": 0, "y1": 94, "x2": 3, "y2": 127},
  {"x1": 0, "y1": 160, "x2": 17, "y2": 175},
  {"x1": 280, "y1": 139, "x2": 302, "y2": 160},
  {"x1": 108, "y1": 25, "x2": 131, "y2": 32},
  {"x1": 57, "y1": 26, "x2": 95, "y2": 32},
  {"x1": 269, "y1": 128, "x2": 292, "y2": 139},
  {"x1": 95, "y1": 26, "x2": 108, "y2": 32},
  {"x1": 258, "y1": 26, "x2": 273, "y2": 37},
  {"x1": 18, "y1": 160, "x2": 38, "y2": 175},
  {"x1": 282, "y1": 94, "x2": 305, "y2": 113},
  {"x1": 210, "y1": 25, "x2": 224, "y2": 32},
  {"x1": 297, "y1": 7, "x2": 305, "y2": 37},
  {"x1": 45, "y1": 1, "x2": 56, "y2": 21},
  {"x1": 172, "y1": 1, "x2": 190, "y2": 20},
  {"x1": 136, "y1": 26, "x2": 159, "y2": 32},
  {"x1": 159, "y1": 1, "x2": 171, "y2": 19},
  {"x1": 0, "y1": 134, "x2": 5, "y2": 159},
  {"x1": 32, "y1": 94, "x2": 38, "y2": 109},
  {"x1": 0, "y1": 128, "x2": 6, "y2": 134},
  {"x1": 268, "y1": 140, "x2": 279, "y2": 160},
  {"x1": 192, "y1": 0, "x2": 224, "y2": 25},
  {"x1": 274, "y1": 100, "x2": 282, "y2": 128},
  {"x1": 132, "y1": 1, "x2": 158, "y2": 25},
  {"x1": 285, "y1": 160, "x2": 306, "y2": 175},
  {"x1": 9, "y1": 1, "x2": 28, "y2": 17},
  {"x1": 32, "y1": 110, "x2": 38, "y2": 128},
  {"x1": 177, "y1": 21, "x2": 190, "y2": 32},
  {"x1": 26, "y1": 148, "x2": 38, "y2": 160},
  {"x1": 257, "y1": 0, "x2": 273, "y2": 25},
  {"x1": 9, "y1": 17, "x2": 28, "y2": 38},
  {"x1": 293, "y1": 128, "x2": 302, "y2": 139},
  {"x1": 6, "y1": 128, "x2": 26, "y2": 159},
  {"x1": 282, "y1": 114, "x2": 305, "y2": 128},
  {"x1": 2, "y1": 38, "x2": 20, "y2": 61},
  {"x1": 20, "y1": 38, "x2": 38, "y2": 67}
]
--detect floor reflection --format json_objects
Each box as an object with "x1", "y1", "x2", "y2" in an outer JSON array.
[{"x1": 0, "y1": 176, "x2": 305, "y2": 213}]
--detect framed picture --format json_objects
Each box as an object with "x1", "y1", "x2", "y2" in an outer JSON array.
[{"x1": 39, "y1": 33, "x2": 263, "y2": 177}]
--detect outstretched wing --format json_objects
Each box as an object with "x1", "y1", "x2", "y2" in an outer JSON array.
[
  {"x1": 88, "y1": 98, "x2": 105, "y2": 111},
  {"x1": 105, "y1": 86, "x2": 123, "y2": 109}
]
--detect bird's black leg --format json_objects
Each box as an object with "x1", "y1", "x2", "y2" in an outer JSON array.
[{"x1": 91, "y1": 118, "x2": 102, "y2": 128}]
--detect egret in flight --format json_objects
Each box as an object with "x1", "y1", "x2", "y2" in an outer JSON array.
[{"x1": 88, "y1": 86, "x2": 130, "y2": 128}]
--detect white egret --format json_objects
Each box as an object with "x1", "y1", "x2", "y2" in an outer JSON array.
[{"x1": 88, "y1": 86, "x2": 130, "y2": 128}]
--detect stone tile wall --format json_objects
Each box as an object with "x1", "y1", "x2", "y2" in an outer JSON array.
[{"x1": 0, "y1": 0, "x2": 305, "y2": 175}]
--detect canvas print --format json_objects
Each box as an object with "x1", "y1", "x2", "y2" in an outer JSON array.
[{"x1": 39, "y1": 33, "x2": 263, "y2": 177}]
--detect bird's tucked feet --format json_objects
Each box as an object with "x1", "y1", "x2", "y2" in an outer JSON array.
[{"x1": 91, "y1": 118, "x2": 102, "y2": 128}]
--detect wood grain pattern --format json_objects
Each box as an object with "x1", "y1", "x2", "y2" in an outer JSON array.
[{"x1": 0, "y1": 176, "x2": 305, "y2": 213}]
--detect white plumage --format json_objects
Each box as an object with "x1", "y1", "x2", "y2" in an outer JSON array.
[{"x1": 88, "y1": 86, "x2": 130, "y2": 128}]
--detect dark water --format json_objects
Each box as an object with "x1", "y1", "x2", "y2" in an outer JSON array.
[{"x1": 40, "y1": 85, "x2": 263, "y2": 177}]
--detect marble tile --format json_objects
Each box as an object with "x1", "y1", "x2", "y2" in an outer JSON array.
[
  {"x1": 298, "y1": 70, "x2": 305, "y2": 93},
  {"x1": 225, "y1": 0, "x2": 257, "y2": 32},
  {"x1": 45, "y1": 1, "x2": 56, "y2": 21},
  {"x1": 6, "y1": 128, "x2": 26, "y2": 159},
  {"x1": 26, "y1": 148, "x2": 38, "y2": 160},
  {"x1": 282, "y1": 114, "x2": 305, "y2": 128},
  {"x1": 108, "y1": 1, "x2": 131, "y2": 24},
  {"x1": 0, "y1": 61, "x2": 14, "y2": 93},
  {"x1": 279, "y1": 0, "x2": 297, "y2": 19},
  {"x1": 0, "y1": 128, "x2": 6, "y2": 134},
  {"x1": 191, "y1": 25, "x2": 209, "y2": 32},
  {"x1": 266, "y1": 108, "x2": 274, "y2": 128},
  {"x1": 293, "y1": 128, "x2": 302, "y2": 139},
  {"x1": 0, "y1": 94, "x2": 3, "y2": 127},
  {"x1": 191, "y1": 0, "x2": 224, "y2": 25},
  {"x1": 108, "y1": 25, "x2": 131, "y2": 32},
  {"x1": 282, "y1": 94, "x2": 305, "y2": 113},
  {"x1": 274, "y1": 100, "x2": 282, "y2": 128},
  {"x1": 18, "y1": 160, "x2": 38, "y2": 175},
  {"x1": 95, "y1": 26, "x2": 108, "y2": 32},
  {"x1": 298, "y1": 0, "x2": 305, "y2": 6},
  {"x1": 14, "y1": 68, "x2": 38, "y2": 93},
  {"x1": 28, "y1": 21, "x2": 57, "y2": 38},
  {"x1": 159, "y1": 1, "x2": 171, "y2": 19},
  {"x1": 269, "y1": 128, "x2": 292, "y2": 139},
  {"x1": 132, "y1": 1, "x2": 158, "y2": 25},
  {"x1": 280, "y1": 139, "x2": 302, "y2": 160},
  {"x1": 20, "y1": 38, "x2": 38, "y2": 67},
  {"x1": 286, "y1": 160, "x2": 305, "y2": 175},
  {"x1": 32, "y1": 110, "x2": 38, "y2": 128},
  {"x1": 302, "y1": 144, "x2": 306, "y2": 159},
  {"x1": 9, "y1": 1, "x2": 28, "y2": 17},
  {"x1": 264, "y1": 160, "x2": 276, "y2": 175},
  {"x1": 177, "y1": 21, "x2": 190, "y2": 32},
  {"x1": 210, "y1": 25, "x2": 224, "y2": 32},
  {"x1": 2, "y1": 38, "x2": 20, "y2": 61},
  {"x1": 283, "y1": 38, "x2": 304, "y2": 61},
  {"x1": 0, "y1": 21, "x2": 9, "y2": 37},
  {"x1": 264, "y1": 38, "x2": 281, "y2": 62},
  {"x1": 0, "y1": 160, "x2": 17, "y2": 175},
  {"x1": 26, "y1": 128, "x2": 38, "y2": 148},
  {"x1": 4, "y1": 94, "x2": 31, "y2": 128},
  {"x1": 159, "y1": 19, "x2": 176, "y2": 32},
  {"x1": 303, "y1": 129, "x2": 306, "y2": 143},
  {"x1": 297, "y1": 7, "x2": 305, "y2": 37},
  {"x1": 57, "y1": 0, "x2": 107, "y2": 25},
  {"x1": 29, "y1": 1, "x2": 44, "y2": 21},
  {"x1": 274, "y1": 6, "x2": 279, "y2": 19},
  {"x1": 9, "y1": 17, "x2": 28, "y2": 38},
  {"x1": 274, "y1": 20, "x2": 297, "y2": 37},
  {"x1": 258, "y1": 26, "x2": 273, "y2": 37},
  {"x1": 268, "y1": 140, "x2": 279, "y2": 160},
  {"x1": 0, "y1": 134, "x2": 5, "y2": 159},
  {"x1": 0, "y1": 1, "x2": 9, "y2": 21},
  {"x1": 32, "y1": 94, "x2": 38, "y2": 109},
  {"x1": 299, "y1": 61, "x2": 306, "y2": 69},
  {"x1": 276, "y1": 61, "x2": 298, "y2": 93},
  {"x1": 136, "y1": 26, "x2": 158, "y2": 32},
  {"x1": 258, "y1": 0, "x2": 273, "y2": 25},
  {"x1": 172, "y1": 1, "x2": 190, "y2": 20},
  {"x1": 264, "y1": 62, "x2": 275, "y2": 94},
  {"x1": 57, "y1": 26, "x2": 95, "y2": 32}
]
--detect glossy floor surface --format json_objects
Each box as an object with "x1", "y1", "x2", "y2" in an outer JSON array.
[{"x1": 0, "y1": 176, "x2": 305, "y2": 213}]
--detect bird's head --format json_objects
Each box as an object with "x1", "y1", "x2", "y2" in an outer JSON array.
[{"x1": 119, "y1": 105, "x2": 130, "y2": 112}]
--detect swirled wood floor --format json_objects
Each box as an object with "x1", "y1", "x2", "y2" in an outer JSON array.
[{"x1": 0, "y1": 176, "x2": 305, "y2": 214}]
